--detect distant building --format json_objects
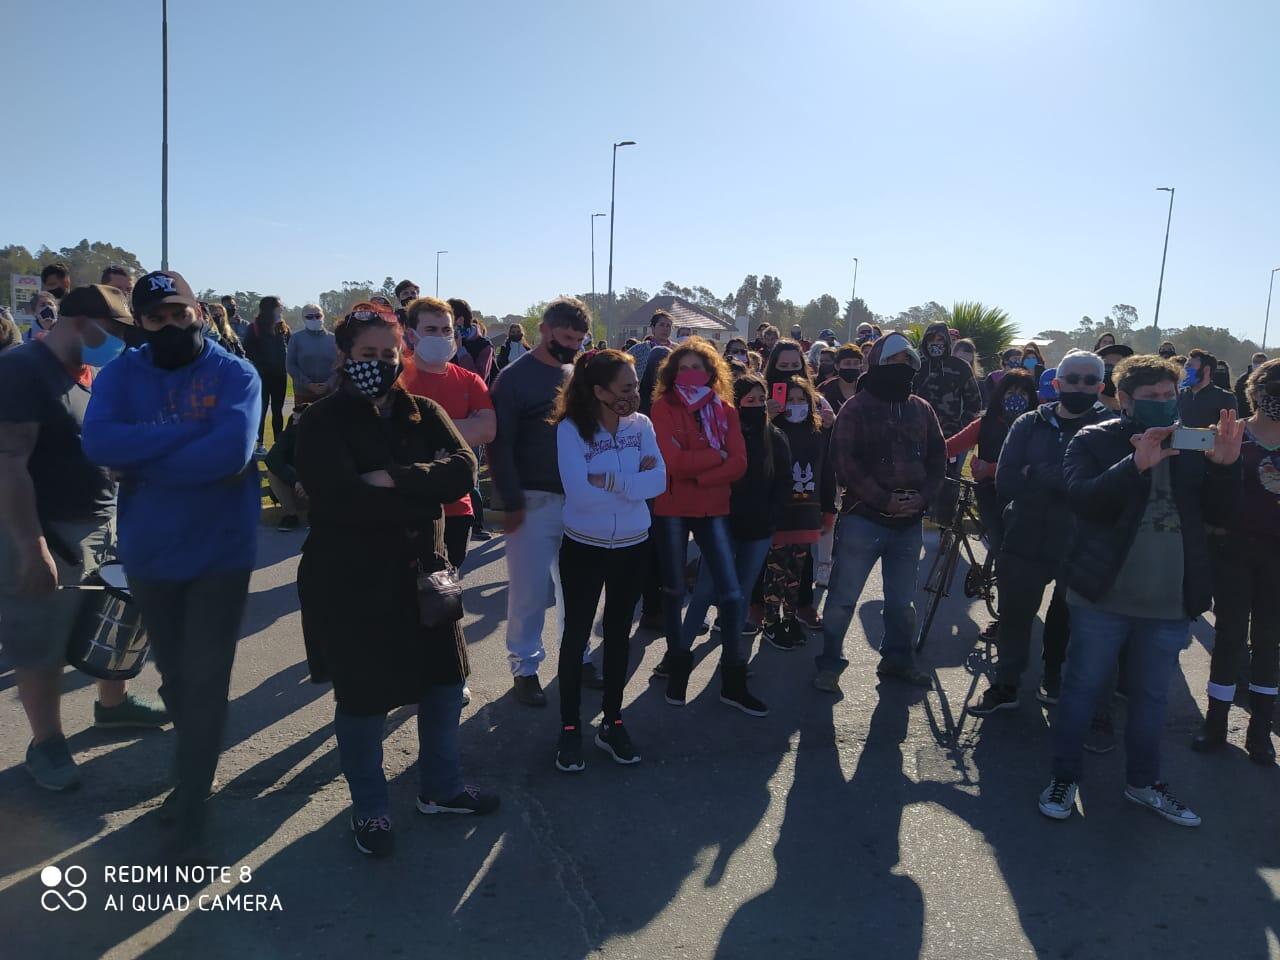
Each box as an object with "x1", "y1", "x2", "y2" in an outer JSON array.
[{"x1": 618, "y1": 295, "x2": 738, "y2": 344}]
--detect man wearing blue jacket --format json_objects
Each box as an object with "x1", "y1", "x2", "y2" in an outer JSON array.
[{"x1": 83, "y1": 270, "x2": 261, "y2": 858}]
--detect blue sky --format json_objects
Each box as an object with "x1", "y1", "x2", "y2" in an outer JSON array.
[{"x1": 9, "y1": 1, "x2": 1279, "y2": 340}]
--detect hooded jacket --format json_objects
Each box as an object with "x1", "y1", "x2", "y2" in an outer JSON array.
[{"x1": 911, "y1": 322, "x2": 981, "y2": 436}]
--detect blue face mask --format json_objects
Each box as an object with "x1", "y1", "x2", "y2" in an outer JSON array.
[
  {"x1": 1003, "y1": 393, "x2": 1030, "y2": 416},
  {"x1": 1022, "y1": 356, "x2": 1038, "y2": 370},
  {"x1": 81, "y1": 323, "x2": 126, "y2": 367},
  {"x1": 1180, "y1": 366, "x2": 1201, "y2": 390}
]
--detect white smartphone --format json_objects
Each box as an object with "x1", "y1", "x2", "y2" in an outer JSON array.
[{"x1": 1171, "y1": 427, "x2": 1215, "y2": 452}]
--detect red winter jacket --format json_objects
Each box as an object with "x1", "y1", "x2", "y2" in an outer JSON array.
[{"x1": 651, "y1": 393, "x2": 747, "y2": 518}]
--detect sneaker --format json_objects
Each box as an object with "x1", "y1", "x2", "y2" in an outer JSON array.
[
  {"x1": 254, "y1": 444, "x2": 269, "y2": 458},
  {"x1": 417, "y1": 785, "x2": 499, "y2": 816},
  {"x1": 581, "y1": 661, "x2": 605, "y2": 690},
  {"x1": 595, "y1": 719, "x2": 641, "y2": 764},
  {"x1": 512, "y1": 675, "x2": 547, "y2": 707},
  {"x1": 1083, "y1": 713, "x2": 1116, "y2": 754},
  {"x1": 813, "y1": 670, "x2": 842, "y2": 693},
  {"x1": 94, "y1": 694, "x2": 169, "y2": 730},
  {"x1": 968, "y1": 683, "x2": 1019, "y2": 716},
  {"x1": 743, "y1": 603, "x2": 766, "y2": 635},
  {"x1": 815, "y1": 562, "x2": 832, "y2": 588},
  {"x1": 1124, "y1": 782, "x2": 1201, "y2": 827},
  {"x1": 555, "y1": 725, "x2": 585, "y2": 773},
  {"x1": 796, "y1": 606, "x2": 823, "y2": 629},
  {"x1": 157, "y1": 780, "x2": 218, "y2": 826},
  {"x1": 461, "y1": 685, "x2": 472, "y2": 706},
  {"x1": 471, "y1": 528, "x2": 493, "y2": 542},
  {"x1": 1037, "y1": 674, "x2": 1061, "y2": 706},
  {"x1": 652, "y1": 656, "x2": 670, "y2": 678},
  {"x1": 351, "y1": 813, "x2": 394, "y2": 857},
  {"x1": 277, "y1": 514, "x2": 301, "y2": 532},
  {"x1": 875, "y1": 661, "x2": 933, "y2": 689},
  {"x1": 24, "y1": 736, "x2": 80, "y2": 791},
  {"x1": 763, "y1": 621, "x2": 798, "y2": 651},
  {"x1": 1037, "y1": 778, "x2": 1078, "y2": 820}
]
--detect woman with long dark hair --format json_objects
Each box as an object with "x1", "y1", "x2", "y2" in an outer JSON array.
[
  {"x1": 243, "y1": 295, "x2": 291, "y2": 455},
  {"x1": 549, "y1": 350, "x2": 666, "y2": 770},
  {"x1": 649, "y1": 338, "x2": 747, "y2": 705}
]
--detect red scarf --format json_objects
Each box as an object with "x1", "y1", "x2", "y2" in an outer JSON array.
[{"x1": 673, "y1": 382, "x2": 729, "y2": 451}]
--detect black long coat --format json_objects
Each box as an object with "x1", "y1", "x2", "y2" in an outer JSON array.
[{"x1": 295, "y1": 384, "x2": 477, "y2": 716}]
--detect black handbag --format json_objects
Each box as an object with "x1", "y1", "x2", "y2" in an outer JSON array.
[{"x1": 416, "y1": 562, "x2": 464, "y2": 628}]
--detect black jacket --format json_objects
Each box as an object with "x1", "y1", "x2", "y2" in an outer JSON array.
[
  {"x1": 996, "y1": 402, "x2": 1113, "y2": 574},
  {"x1": 1177, "y1": 383, "x2": 1236, "y2": 428},
  {"x1": 295, "y1": 385, "x2": 477, "y2": 715},
  {"x1": 243, "y1": 320, "x2": 290, "y2": 380},
  {"x1": 1060, "y1": 417, "x2": 1241, "y2": 618},
  {"x1": 1235, "y1": 368, "x2": 1257, "y2": 417},
  {"x1": 729, "y1": 420, "x2": 791, "y2": 542},
  {"x1": 773, "y1": 419, "x2": 836, "y2": 534}
]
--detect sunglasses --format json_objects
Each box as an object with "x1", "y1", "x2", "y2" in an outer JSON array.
[{"x1": 1060, "y1": 373, "x2": 1102, "y2": 387}]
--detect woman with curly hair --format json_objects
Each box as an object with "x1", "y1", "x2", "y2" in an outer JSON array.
[{"x1": 650, "y1": 337, "x2": 747, "y2": 706}]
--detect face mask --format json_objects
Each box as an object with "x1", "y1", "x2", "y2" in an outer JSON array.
[
  {"x1": 304, "y1": 318, "x2": 324, "y2": 332},
  {"x1": 772, "y1": 365, "x2": 801, "y2": 382},
  {"x1": 785, "y1": 403, "x2": 810, "y2": 423},
  {"x1": 1258, "y1": 394, "x2": 1280, "y2": 421},
  {"x1": 1129, "y1": 396, "x2": 1178, "y2": 430},
  {"x1": 926, "y1": 342, "x2": 945, "y2": 358},
  {"x1": 818, "y1": 363, "x2": 835, "y2": 381},
  {"x1": 343, "y1": 358, "x2": 400, "y2": 399},
  {"x1": 1180, "y1": 367, "x2": 1202, "y2": 390},
  {"x1": 1057, "y1": 391, "x2": 1097, "y2": 415},
  {"x1": 81, "y1": 323, "x2": 126, "y2": 367},
  {"x1": 399, "y1": 295, "x2": 415, "y2": 307},
  {"x1": 415, "y1": 335, "x2": 456, "y2": 365},
  {"x1": 738, "y1": 406, "x2": 766, "y2": 429},
  {"x1": 728, "y1": 352, "x2": 748, "y2": 365},
  {"x1": 675, "y1": 368, "x2": 710, "y2": 389},
  {"x1": 1023, "y1": 357, "x2": 1038, "y2": 370},
  {"x1": 147, "y1": 323, "x2": 204, "y2": 370},
  {"x1": 838, "y1": 368, "x2": 861, "y2": 383},
  {"x1": 458, "y1": 324, "x2": 474, "y2": 340},
  {"x1": 1003, "y1": 393, "x2": 1030, "y2": 416},
  {"x1": 603, "y1": 392, "x2": 638, "y2": 417},
  {"x1": 862, "y1": 363, "x2": 915, "y2": 402},
  {"x1": 510, "y1": 330, "x2": 523, "y2": 342},
  {"x1": 546, "y1": 338, "x2": 578, "y2": 364}
]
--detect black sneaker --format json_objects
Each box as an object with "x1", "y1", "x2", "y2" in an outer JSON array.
[
  {"x1": 875, "y1": 661, "x2": 933, "y2": 689},
  {"x1": 581, "y1": 661, "x2": 606, "y2": 690},
  {"x1": 1037, "y1": 673, "x2": 1061, "y2": 706},
  {"x1": 595, "y1": 719, "x2": 641, "y2": 764},
  {"x1": 969, "y1": 683, "x2": 1020, "y2": 716},
  {"x1": 277, "y1": 514, "x2": 301, "y2": 532},
  {"x1": 351, "y1": 813, "x2": 394, "y2": 858},
  {"x1": 471, "y1": 528, "x2": 493, "y2": 542},
  {"x1": 417, "y1": 785, "x2": 499, "y2": 815},
  {"x1": 652, "y1": 656, "x2": 671, "y2": 678},
  {"x1": 512, "y1": 675, "x2": 547, "y2": 707},
  {"x1": 556, "y1": 725, "x2": 585, "y2": 773},
  {"x1": 764, "y1": 622, "x2": 798, "y2": 651},
  {"x1": 979, "y1": 621, "x2": 999, "y2": 643}
]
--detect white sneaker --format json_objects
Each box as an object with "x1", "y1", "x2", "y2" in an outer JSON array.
[
  {"x1": 815, "y1": 562, "x2": 832, "y2": 588},
  {"x1": 1038, "y1": 778, "x2": 1077, "y2": 820},
  {"x1": 1124, "y1": 782, "x2": 1200, "y2": 827},
  {"x1": 461, "y1": 686, "x2": 472, "y2": 706}
]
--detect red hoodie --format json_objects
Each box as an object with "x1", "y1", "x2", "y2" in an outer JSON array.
[{"x1": 651, "y1": 393, "x2": 747, "y2": 517}]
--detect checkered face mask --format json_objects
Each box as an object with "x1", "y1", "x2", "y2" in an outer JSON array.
[{"x1": 342, "y1": 358, "x2": 400, "y2": 399}]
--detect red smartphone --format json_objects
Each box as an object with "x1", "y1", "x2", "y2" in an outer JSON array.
[{"x1": 771, "y1": 382, "x2": 788, "y2": 408}]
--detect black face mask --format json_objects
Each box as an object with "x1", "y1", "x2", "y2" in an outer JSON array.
[
  {"x1": 510, "y1": 331, "x2": 523, "y2": 341},
  {"x1": 838, "y1": 368, "x2": 861, "y2": 384},
  {"x1": 546, "y1": 338, "x2": 578, "y2": 364},
  {"x1": 738, "y1": 406, "x2": 767, "y2": 430},
  {"x1": 770, "y1": 366, "x2": 802, "y2": 384},
  {"x1": 1057, "y1": 391, "x2": 1097, "y2": 415},
  {"x1": 818, "y1": 364, "x2": 836, "y2": 381},
  {"x1": 861, "y1": 363, "x2": 915, "y2": 402},
  {"x1": 147, "y1": 324, "x2": 205, "y2": 370},
  {"x1": 343, "y1": 358, "x2": 400, "y2": 399}
]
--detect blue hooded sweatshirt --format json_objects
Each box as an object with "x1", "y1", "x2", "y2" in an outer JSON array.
[{"x1": 82, "y1": 338, "x2": 262, "y2": 581}]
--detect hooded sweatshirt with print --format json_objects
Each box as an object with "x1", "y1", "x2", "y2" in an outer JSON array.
[{"x1": 911, "y1": 321, "x2": 981, "y2": 436}]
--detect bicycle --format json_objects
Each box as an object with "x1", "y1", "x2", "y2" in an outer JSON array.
[{"x1": 915, "y1": 477, "x2": 998, "y2": 653}]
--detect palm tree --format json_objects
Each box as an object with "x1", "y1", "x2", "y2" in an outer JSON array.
[{"x1": 928, "y1": 302, "x2": 1018, "y2": 369}]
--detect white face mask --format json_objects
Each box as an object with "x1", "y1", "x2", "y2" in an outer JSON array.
[
  {"x1": 415, "y1": 334, "x2": 456, "y2": 366},
  {"x1": 785, "y1": 403, "x2": 810, "y2": 423},
  {"x1": 304, "y1": 318, "x2": 324, "y2": 332}
]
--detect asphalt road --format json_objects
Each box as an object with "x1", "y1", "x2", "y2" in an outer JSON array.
[{"x1": 0, "y1": 522, "x2": 1277, "y2": 960}]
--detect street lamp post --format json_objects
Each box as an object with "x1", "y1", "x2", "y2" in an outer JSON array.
[
  {"x1": 435, "y1": 250, "x2": 448, "y2": 297},
  {"x1": 1265, "y1": 267, "x2": 1280, "y2": 351},
  {"x1": 1153, "y1": 186, "x2": 1175, "y2": 332},
  {"x1": 591, "y1": 213, "x2": 607, "y2": 313},
  {"x1": 161, "y1": 0, "x2": 169, "y2": 270},
  {"x1": 605, "y1": 140, "x2": 636, "y2": 344},
  {"x1": 845, "y1": 257, "x2": 859, "y2": 342}
]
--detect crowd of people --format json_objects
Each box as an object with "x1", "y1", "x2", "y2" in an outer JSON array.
[{"x1": 0, "y1": 261, "x2": 1276, "y2": 862}]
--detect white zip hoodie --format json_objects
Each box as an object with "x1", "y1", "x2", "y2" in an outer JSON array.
[{"x1": 556, "y1": 414, "x2": 667, "y2": 549}]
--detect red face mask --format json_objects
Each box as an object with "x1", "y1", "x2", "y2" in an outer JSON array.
[{"x1": 675, "y1": 368, "x2": 709, "y2": 388}]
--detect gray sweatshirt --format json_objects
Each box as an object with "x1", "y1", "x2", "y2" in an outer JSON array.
[
  {"x1": 489, "y1": 351, "x2": 571, "y2": 511},
  {"x1": 286, "y1": 329, "x2": 338, "y2": 390}
]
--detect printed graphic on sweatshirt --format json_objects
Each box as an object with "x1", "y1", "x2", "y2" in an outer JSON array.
[
  {"x1": 585, "y1": 433, "x2": 641, "y2": 462},
  {"x1": 163, "y1": 371, "x2": 220, "y2": 423},
  {"x1": 792, "y1": 461, "x2": 815, "y2": 498}
]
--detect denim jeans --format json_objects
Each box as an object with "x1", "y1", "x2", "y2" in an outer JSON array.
[
  {"x1": 333, "y1": 682, "x2": 465, "y2": 819},
  {"x1": 503, "y1": 490, "x2": 587, "y2": 676},
  {"x1": 655, "y1": 516, "x2": 742, "y2": 656},
  {"x1": 129, "y1": 569, "x2": 252, "y2": 837},
  {"x1": 1051, "y1": 605, "x2": 1189, "y2": 787},
  {"x1": 817, "y1": 514, "x2": 922, "y2": 675},
  {"x1": 680, "y1": 535, "x2": 772, "y2": 663}
]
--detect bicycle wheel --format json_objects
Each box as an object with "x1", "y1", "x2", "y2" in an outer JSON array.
[
  {"x1": 982, "y1": 550, "x2": 1000, "y2": 621},
  {"x1": 916, "y1": 532, "x2": 959, "y2": 652}
]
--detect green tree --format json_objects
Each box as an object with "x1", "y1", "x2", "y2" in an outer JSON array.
[
  {"x1": 910, "y1": 302, "x2": 1016, "y2": 369},
  {"x1": 893, "y1": 301, "x2": 948, "y2": 331},
  {"x1": 1104, "y1": 303, "x2": 1139, "y2": 335},
  {"x1": 800, "y1": 294, "x2": 842, "y2": 337},
  {"x1": 842, "y1": 297, "x2": 874, "y2": 338}
]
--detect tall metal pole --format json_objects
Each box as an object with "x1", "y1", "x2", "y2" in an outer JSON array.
[
  {"x1": 1264, "y1": 267, "x2": 1280, "y2": 351},
  {"x1": 161, "y1": 0, "x2": 169, "y2": 270},
  {"x1": 435, "y1": 250, "x2": 447, "y2": 296},
  {"x1": 846, "y1": 257, "x2": 859, "y2": 342},
  {"x1": 591, "y1": 213, "x2": 606, "y2": 313},
  {"x1": 1153, "y1": 187, "x2": 1175, "y2": 332},
  {"x1": 605, "y1": 140, "x2": 635, "y2": 344}
]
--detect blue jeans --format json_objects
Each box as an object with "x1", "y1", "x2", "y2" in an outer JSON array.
[
  {"x1": 655, "y1": 516, "x2": 742, "y2": 656},
  {"x1": 817, "y1": 514, "x2": 922, "y2": 674},
  {"x1": 1051, "y1": 605, "x2": 1189, "y2": 787},
  {"x1": 680, "y1": 535, "x2": 772, "y2": 663},
  {"x1": 333, "y1": 683, "x2": 465, "y2": 818}
]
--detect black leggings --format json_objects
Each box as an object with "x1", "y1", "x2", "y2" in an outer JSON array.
[
  {"x1": 1209, "y1": 531, "x2": 1280, "y2": 697},
  {"x1": 258, "y1": 375, "x2": 287, "y2": 444},
  {"x1": 557, "y1": 537, "x2": 646, "y2": 726}
]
